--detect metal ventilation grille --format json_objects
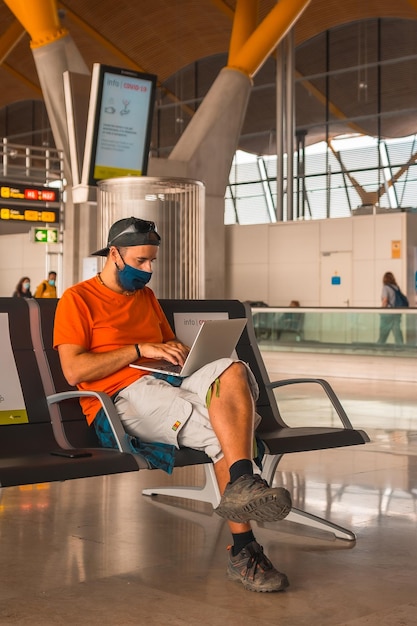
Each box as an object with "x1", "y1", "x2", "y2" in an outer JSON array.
[{"x1": 97, "y1": 177, "x2": 205, "y2": 298}]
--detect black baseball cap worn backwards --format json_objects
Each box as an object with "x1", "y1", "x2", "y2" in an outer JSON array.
[{"x1": 91, "y1": 216, "x2": 161, "y2": 256}]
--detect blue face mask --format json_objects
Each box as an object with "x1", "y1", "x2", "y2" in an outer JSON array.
[{"x1": 117, "y1": 259, "x2": 152, "y2": 291}]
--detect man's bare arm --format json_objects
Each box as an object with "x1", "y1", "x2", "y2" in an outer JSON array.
[{"x1": 58, "y1": 339, "x2": 189, "y2": 386}]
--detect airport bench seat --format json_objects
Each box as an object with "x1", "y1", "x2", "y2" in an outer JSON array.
[{"x1": 0, "y1": 296, "x2": 369, "y2": 540}]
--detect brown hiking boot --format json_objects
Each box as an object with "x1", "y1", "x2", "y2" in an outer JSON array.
[{"x1": 215, "y1": 474, "x2": 292, "y2": 523}]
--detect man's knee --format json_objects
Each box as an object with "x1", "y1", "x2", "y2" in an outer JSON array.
[
  {"x1": 221, "y1": 361, "x2": 250, "y2": 386},
  {"x1": 206, "y1": 361, "x2": 259, "y2": 406}
]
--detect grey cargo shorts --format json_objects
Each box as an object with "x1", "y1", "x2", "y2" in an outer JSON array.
[{"x1": 115, "y1": 358, "x2": 260, "y2": 463}]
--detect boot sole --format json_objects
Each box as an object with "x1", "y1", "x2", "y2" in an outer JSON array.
[
  {"x1": 227, "y1": 568, "x2": 290, "y2": 592},
  {"x1": 216, "y1": 494, "x2": 292, "y2": 523}
]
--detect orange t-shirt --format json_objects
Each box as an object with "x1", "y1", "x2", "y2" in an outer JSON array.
[{"x1": 53, "y1": 277, "x2": 175, "y2": 425}]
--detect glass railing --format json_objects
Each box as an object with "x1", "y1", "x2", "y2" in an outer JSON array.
[{"x1": 251, "y1": 307, "x2": 417, "y2": 357}]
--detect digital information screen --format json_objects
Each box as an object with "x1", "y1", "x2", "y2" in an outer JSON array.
[
  {"x1": 0, "y1": 207, "x2": 59, "y2": 223},
  {"x1": 0, "y1": 183, "x2": 58, "y2": 203},
  {"x1": 82, "y1": 64, "x2": 157, "y2": 186}
]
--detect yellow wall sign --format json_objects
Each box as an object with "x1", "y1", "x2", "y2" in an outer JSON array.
[
  {"x1": 0, "y1": 207, "x2": 58, "y2": 223},
  {"x1": 0, "y1": 313, "x2": 28, "y2": 425},
  {"x1": 391, "y1": 240, "x2": 401, "y2": 259}
]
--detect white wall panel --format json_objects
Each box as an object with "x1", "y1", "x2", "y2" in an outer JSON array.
[
  {"x1": 320, "y1": 218, "x2": 352, "y2": 252},
  {"x1": 268, "y1": 221, "x2": 319, "y2": 263},
  {"x1": 320, "y1": 251, "x2": 352, "y2": 306},
  {"x1": 225, "y1": 224, "x2": 268, "y2": 265},
  {"x1": 374, "y1": 214, "x2": 402, "y2": 259},
  {"x1": 353, "y1": 215, "x2": 375, "y2": 260},
  {"x1": 268, "y1": 261, "x2": 319, "y2": 306},
  {"x1": 0, "y1": 233, "x2": 47, "y2": 297},
  {"x1": 226, "y1": 213, "x2": 411, "y2": 307},
  {"x1": 226, "y1": 262, "x2": 269, "y2": 302},
  {"x1": 353, "y1": 259, "x2": 376, "y2": 306}
]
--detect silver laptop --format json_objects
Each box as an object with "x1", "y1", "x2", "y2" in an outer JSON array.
[{"x1": 129, "y1": 318, "x2": 246, "y2": 377}]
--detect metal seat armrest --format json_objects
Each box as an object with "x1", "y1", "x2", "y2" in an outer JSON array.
[
  {"x1": 47, "y1": 390, "x2": 132, "y2": 453},
  {"x1": 266, "y1": 377, "x2": 354, "y2": 429}
]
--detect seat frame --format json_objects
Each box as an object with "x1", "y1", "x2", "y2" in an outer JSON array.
[
  {"x1": 1, "y1": 297, "x2": 369, "y2": 541},
  {"x1": 140, "y1": 299, "x2": 370, "y2": 541}
]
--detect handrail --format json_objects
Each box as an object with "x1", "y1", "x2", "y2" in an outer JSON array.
[
  {"x1": 251, "y1": 305, "x2": 417, "y2": 355},
  {"x1": 1, "y1": 139, "x2": 64, "y2": 183}
]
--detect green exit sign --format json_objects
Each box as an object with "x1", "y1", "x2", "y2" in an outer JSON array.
[{"x1": 32, "y1": 227, "x2": 59, "y2": 243}]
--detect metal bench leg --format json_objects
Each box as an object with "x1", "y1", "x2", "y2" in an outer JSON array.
[
  {"x1": 142, "y1": 463, "x2": 221, "y2": 507},
  {"x1": 261, "y1": 454, "x2": 356, "y2": 541},
  {"x1": 285, "y1": 507, "x2": 356, "y2": 541},
  {"x1": 143, "y1": 456, "x2": 356, "y2": 541}
]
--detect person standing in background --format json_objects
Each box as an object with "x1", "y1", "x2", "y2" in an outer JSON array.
[
  {"x1": 377, "y1": 271, "x2": 405, "y2": 344},
  {"x1": 34, "y1": 271, "x2": 57, "y2": 298},
  {"x1": 276, "y1": 300, "x2": 303, "y2": 341},
  {"x1": 12, "y1": 276, "x2": 32, "y2": 298}
]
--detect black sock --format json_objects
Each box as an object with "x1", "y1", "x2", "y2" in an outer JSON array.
[
  {"x1": 232, "y1": 530, "x2": 256, "y2": 556},
  {"x1": 229, "y1": 459, "x2": 253, "y2": 484}
]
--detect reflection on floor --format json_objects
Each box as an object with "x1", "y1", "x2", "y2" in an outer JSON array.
[{"x1": 0, "y1": 374, "x2": 416, "y2": 625}]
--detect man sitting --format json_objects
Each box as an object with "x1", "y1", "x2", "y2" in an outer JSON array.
[{"x1": 53, "y1": 216, "x2": 292, "y2": 593}]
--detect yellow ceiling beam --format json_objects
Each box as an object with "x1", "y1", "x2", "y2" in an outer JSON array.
[
  {"x1": 228, "y1": 0, "x2": 311, "y2": 78},
  {"x1": 0, "y1": 18, "x2": 26, "y2": 65},
  {"x1": 214, "y1": 1, "x2": 362, "y2": 135},
  {"x1": 228, "y1": 0, "x2": 258, "y2": 64},
  {"x1": 3, "y1": 0, "x2": 68, "y2": 48}
]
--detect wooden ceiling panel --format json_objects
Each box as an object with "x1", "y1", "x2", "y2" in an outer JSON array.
[
  {"x1": 294, "y1": 0, "x2": 417, "y2": 45},
  {"x1": 60, "y1": 0, "x2": 232, "y2": 80},
  {"x1": 0, "y1": 0, "x2": 416, "y2": 150}
]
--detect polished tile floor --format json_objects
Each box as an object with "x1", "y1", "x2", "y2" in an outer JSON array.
[{"x1": 1, "y1": 367, "x2": 416, "y2": 625}]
